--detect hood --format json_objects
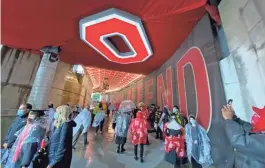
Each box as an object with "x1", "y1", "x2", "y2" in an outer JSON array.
[
  {"x1": 136, "y1": 112, "x2": 144, "y2": 119},
  {"x1": 251, "y1": 106, "x2": 265, "y2": 133}
]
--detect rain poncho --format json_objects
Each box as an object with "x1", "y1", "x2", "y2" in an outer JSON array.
[
  {"x1": 163, "y1": 120, "x2": 186, "y2": 165},
  {"x1": 129, "y1": 112, "x2": 148, "y2": 145},
  {"x1": 185, "y1": 122, "x2": 213, "y2": 167},
  {"x1": 73, "y1": 108, "x2": 92, "y2": 136},
  {"x1": 115, "y1": 112, "x2": 131, "y2": 138},
  {"x1": 92, "y1": 110, "x2": 105, "y2": 127},
  {"x1": 108, "y1": 104, "x2": 116, "y2": 111},
  {"x1": 115, "y1": 100, "x2": 135, "y2": 139},
  {"x1": 5, "y1": 118, "x2": 47, "y2": 168}
]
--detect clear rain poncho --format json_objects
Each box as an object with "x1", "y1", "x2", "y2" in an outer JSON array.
[
  {"x1": 185, "y1": 122, "x2": 213, "y2": 167},
  {"x1": 73, "y1": 108, "x2": 92, "y2": 136},
  {"x1": 114, "y1": 100, "x2": 135, "y2": 137},
  {"x1": 5, "y1": 118, "x2": 47, "y2": 168}
]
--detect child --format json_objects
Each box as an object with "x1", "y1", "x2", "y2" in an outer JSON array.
[{"x1": 130, "y1": 112, "x2": 148, "y2": 163}]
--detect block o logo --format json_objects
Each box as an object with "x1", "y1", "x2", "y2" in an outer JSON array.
[{"x1": 79, "y1": 8, "x2": 153, "y2": 64}]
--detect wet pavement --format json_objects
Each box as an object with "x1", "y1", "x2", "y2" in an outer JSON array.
[{"x1": 71, "y1": 117, "x2": 175, "y2": 168}]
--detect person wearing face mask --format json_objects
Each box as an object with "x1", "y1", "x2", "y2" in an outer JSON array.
[
  {"x1": 172, "y1": 106, "x2": 188, "y2": 128},
  {"x1": 2, "y1": 103, "x2": 32, "y2": 150},
  {"x1": 5, "y1": 110, "x2": 47, "y2": 168},
  {"x1": 46, "y1": 103, "x2": 55, "y2": 138},
  {"x1": 47, "y1": 105, "x2": 76, "y2": 168},
  {"x1": 185, "y1": 115, "x2": 213, "y2": 168}
]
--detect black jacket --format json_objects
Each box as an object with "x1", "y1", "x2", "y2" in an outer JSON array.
[
  {"x1": 225, "y1": 118, "x2": 265, "y2": 168},
  {"x1": 48, "y1": 120, "x2": 76, "y2": 168},
  {"x1": 3, "y1": 114, "x2": 28, "y2": 148}
]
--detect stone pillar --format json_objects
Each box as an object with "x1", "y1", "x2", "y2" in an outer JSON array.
[{"x1": 28, "y1": 53, "x2": 59, "y2": 109}]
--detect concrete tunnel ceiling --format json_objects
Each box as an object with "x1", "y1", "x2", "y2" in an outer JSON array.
[{"x1": 2, "y1": 0, "x2": 208, "y2": 74}]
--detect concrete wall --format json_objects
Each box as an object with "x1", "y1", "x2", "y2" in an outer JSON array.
[
  {"x1": 1, "y1": 47, "x2": 93, "y2": 116},
  {"x1": 219, "y1": 0, "x2": 265, "y2": 121}
]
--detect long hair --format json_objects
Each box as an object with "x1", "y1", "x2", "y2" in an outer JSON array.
[{"x1": 55, "y1": 105, "x2": 71, "y2": 128}]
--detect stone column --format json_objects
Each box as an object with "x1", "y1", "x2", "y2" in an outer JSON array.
[{"x1": 28, "y1": 52, "x2": 59, "y2": 109}]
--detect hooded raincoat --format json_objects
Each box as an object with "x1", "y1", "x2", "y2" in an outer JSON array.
[
  {"x1": 73, "y1": 108, "x2": 92, "y2": 136},
  {"x1": 129, "y1": 112, "x2": 148, "y2": 145},
  {"x1": 5, "y1": 118, "x2": 47, "y2": 168},
  {"x1": 185, "y1": 122, "x2": 213, "y2": 167}
]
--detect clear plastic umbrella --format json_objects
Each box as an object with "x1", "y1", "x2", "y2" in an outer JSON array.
[{"x1": 119, "y1": 100, "x2": 136, "y2": 113}]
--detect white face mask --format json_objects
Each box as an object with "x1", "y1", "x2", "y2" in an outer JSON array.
[
  {"x1": 173, "y1": 107, "x2": 178, "y2": 113},
  {"x1": 190, "y1": 118, "x2": 196, "y2": 126}
]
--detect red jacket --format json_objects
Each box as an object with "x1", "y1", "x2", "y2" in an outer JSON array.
[
  {"x1": 130, "y1": 112, "x2": 148, "y2": 145},
  {"x1": 163, "y1": 122, "x2": 185, "y2": 158}
]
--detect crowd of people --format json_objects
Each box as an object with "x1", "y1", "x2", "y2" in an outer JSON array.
[{"x1": 1, "y1": 99, "x2": 265, "y2": 168}]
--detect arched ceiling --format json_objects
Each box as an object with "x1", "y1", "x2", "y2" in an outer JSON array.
[
  {"x1": 1, "y1": 0, "x2": 207, "y2": 75},
  {"x1": 86, "y1": 67, "x2": 144, "y2": 93}
]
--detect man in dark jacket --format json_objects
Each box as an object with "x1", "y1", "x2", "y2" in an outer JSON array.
[
  {"x1": 2, "y1": 103, "x2": 32, "y2": 149},
  {"x1": 222, "y1": 105, "x2": 265, "y2": 168}
]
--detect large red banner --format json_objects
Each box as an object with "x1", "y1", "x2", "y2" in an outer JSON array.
[{"x1": 107, "y1": 16, "x2": 231, "y2": 167}]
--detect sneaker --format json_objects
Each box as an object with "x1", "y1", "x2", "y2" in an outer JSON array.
[
  {"x1": 117, "y1": 149, "x2": 120, "y2": 153},
  {"x1": 140, "y1": 158, "x2": 144, "y2": 163},
  {"x1": 134, "y1": 156, "x2": 139, "y2": 160}
]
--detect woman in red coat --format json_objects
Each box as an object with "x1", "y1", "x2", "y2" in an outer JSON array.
[
  {"x1": 130, "y1": 112, "x2": 148, "y2": 163},
  {"x1": 138, "y1": 102, "x2": 150, "y2": 145}
]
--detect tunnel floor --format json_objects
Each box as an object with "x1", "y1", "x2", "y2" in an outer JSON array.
[{"x1": 71, "y1": 116, "x2": 175, "y2": 168}]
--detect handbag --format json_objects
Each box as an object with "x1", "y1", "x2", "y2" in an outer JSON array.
[{"x1": 1, "y1": 148, "x2": 9, "y2": 164}]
